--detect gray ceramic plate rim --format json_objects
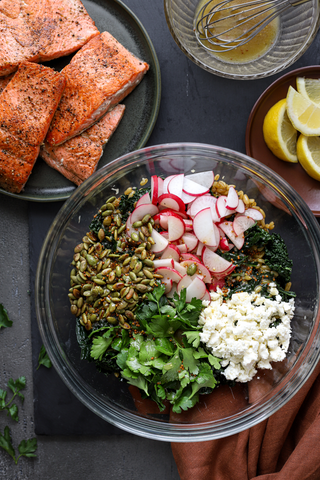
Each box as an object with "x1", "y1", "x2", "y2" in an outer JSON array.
[{"x1": 0, "y1": 0, "x2": 161, "y2": 203}]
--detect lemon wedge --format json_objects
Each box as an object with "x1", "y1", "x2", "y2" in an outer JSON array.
[
  {"x1": 262, "y1": 98, "x2": 298, "y2": 163},
  {"x1": 296, "y1": 134, "x2": 320, "y2": 181},
  {"x1": 296, "y1": 77, "x2": 320, "y2": 106},
  {"x1": 286, "y1": 85, "x2": 320, "y2": 135}
]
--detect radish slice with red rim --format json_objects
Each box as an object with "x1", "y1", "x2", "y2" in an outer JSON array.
[{"x1": 185, "y1": 171, "x2": 214, "y2": 189}]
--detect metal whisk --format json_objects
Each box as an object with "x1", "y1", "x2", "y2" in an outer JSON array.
[{"x1": 194, "y1": 0, "x2": 309, "y2": 52}]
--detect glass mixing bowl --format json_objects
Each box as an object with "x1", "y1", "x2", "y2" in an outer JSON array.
[
  {"x1": 35, "y1": 143, "x2": 320, "y2": 442},
  {"x1": 164, "y1": 0, "x2": 320, "y2": 80}
]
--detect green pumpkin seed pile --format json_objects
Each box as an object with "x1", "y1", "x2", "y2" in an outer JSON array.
[{"x1": 68, "y1": 195, "x2": 163, "y2": 332}]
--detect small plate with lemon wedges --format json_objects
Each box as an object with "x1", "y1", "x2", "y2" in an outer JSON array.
[{"x1": 246, "y1": 66, "x2": 320, "y2": 217}]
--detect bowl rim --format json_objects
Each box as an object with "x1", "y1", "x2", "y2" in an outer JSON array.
[
  {"x1": 163, "y1": 0, "x2": 320, "y2": 80},
  {"x1": 35, "y1": 142, "x2": 320, "y2": 441}
]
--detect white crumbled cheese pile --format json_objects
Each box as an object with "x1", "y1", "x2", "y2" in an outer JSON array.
[{"x1": 199, "y1": 283, "x2": 295, "y2": 383}]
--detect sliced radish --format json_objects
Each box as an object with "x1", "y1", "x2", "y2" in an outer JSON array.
[
  {"x1": 225, "y1": 186, "x2": 239, "y2": 210},
  {"x1": 189, "y1": 194, "x2": 219, "y2": 222},
  {"x1": 233, "y1": 214, "x2": 256, "y2": 236},
  {"x1": 196, "y1": 242, "x2": 205, "y2": 257},
  {"x1": 185, "y1": 276, "x2": 207, "y2": 302},
  {"x1": 161, "y1": 245, "x2": 180, "y2": 262},
  {"x1": 236, "y1": 199, "x2": 245, "y2": 213},
  {"x1": 183, "y1": 219, "x2": 193, "y2": 232},
  {"x1": 215, "y1": 195, "x2": 229, "y2": 219},
  {"x1": 136, "y1": 192, "x2": 151, "y2": 207},
  {"x1": 158, "y1": 177, "x2": 164, "y2": 197},
  {"x1": 160, "y1": 231, "x2": 169, "y2": 240},
  {"x1": 180, "y1": 252, "x2": 200, "y2": 263},
  {"x1": 154, "y1": 267, "x2": 183, "y2": 283},
  {"x1": 244, "y1": 208, "x2": 264, "y2": 221},
  {"x1": 157, "y1": 208, "x2": 188, "y2": 219},
  {"x1": 150, "y1": 229, "x2": 169, "y2": 254},
  {"x1": 163, "y1": 278, "x2": 173, "y2": 294},
  {"x1": 219, "y1": 235, "x2": 231, "y2": 251},
  {"x1": 168, "y1": 174, "x2": 184, "y2": 198},
  {"x1": 210, "y1": 277, "x2": 226, "y2": 291},
  {"x1": 151, "y1": 175, "x2": 159, "y2": 205},
  {"x1": 201, "y1": 290, "x2": 211, "y2": 302},
  {"x1": 202, "y1": 247, "x2": 234, "y2": 274},
  {"x1": 193, "y1": 208, "x2": 219, "y2": 247},
  {"x1": 153, "y1": 258, "x2": 174, "y2": 268},
  {"x1": 219, "y1": 221, "x2": 244, "y2": 250},
  {"x1": 167, "y1": 215, "x2": 185, "y2": 242},
  {"x1": 176, "y1": 243, "x2": 188, "y2": 253},
  {"x1": 173, "y1": 261, "x2": 187, "y2": 276},
  {"x1": 157, "y1": 193, "x2": 185, "y2": 212},
  {"x1": 183, "y1": 177, "x2": 210, "y2": 196},
  {"x1": 179, "y1": 260, "x2": 211, "y2": 283},
  {"x1": 130, "y1": 203, "x2": 159, "y2": 224},
  {"x1": 185, "y1": 171, "x2": 214, "y2": 189},
  {"x1": 181, "y1": 232, "x2": 199, "y2": 252},
  {"x1": 166, "y1": 282, "x2": 177, "y2": 298},
  {"x1": 163, "y1": 175, "x2": 176, "y2": 194},
  {"x1": 125, "y1": 214, "x2": 135, "y2": 238},
  {"x1": 176, "y1": 274, "x2": 194, "y2": 294},
  {"x1": 181, "y1": 190, "x2": 198, "y2": 204}
]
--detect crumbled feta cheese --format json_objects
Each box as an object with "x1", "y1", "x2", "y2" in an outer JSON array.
[{"x1": 199, "y1": 283, "x2": 295, "y2": 383}]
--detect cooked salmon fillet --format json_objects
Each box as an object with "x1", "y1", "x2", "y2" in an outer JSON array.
[
  {"x1": 0, "y1": 74, "x2": 14, "y2": 94},
  {"x1": 0, "y1": 61, "x2": 66, "y2": 146},
  {"x1": 40, "y1": 104, "x2": 125, "y2": 185},
  {"x1": 0, "y1": 61, "x2": 66, "y2": 193},
  {"x1": 0, "y1": 0, "x2": 99, "y2": 77},
  {"x1": 46, "y1": 32, "x2": 149, "y2": 146}
]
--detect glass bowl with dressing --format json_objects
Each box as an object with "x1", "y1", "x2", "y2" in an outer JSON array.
[{"x1": 164, "y1": 0, "x2": 320, "y2": 80}]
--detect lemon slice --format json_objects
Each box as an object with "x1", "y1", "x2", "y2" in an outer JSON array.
[
  {"x1": 286, "y1": 85, "x2": 320, "y2": 135},
  {"x1": 296, "y1": 77, "x2": 320, "y2": 106},
  {"x1": 262, "y1": 98, "x2": 298, "y2": 163},
  {"x1": 297, "y1": 134, "x2": 320, "y2": 181}
]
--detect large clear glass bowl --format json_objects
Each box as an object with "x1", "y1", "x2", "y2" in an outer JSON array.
[
  {"x1": 164, "y1": 0, "x2": 320, "y2": 80},
  {"x1": 35, "y1": 143, "x2": 320, "y2": 442}
]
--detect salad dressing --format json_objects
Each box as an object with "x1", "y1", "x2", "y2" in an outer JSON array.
[{"x1": 194, "y1": 0, "x2": 280, "y2": 64}]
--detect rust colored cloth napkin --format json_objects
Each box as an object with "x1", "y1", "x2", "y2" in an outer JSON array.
[{"x1": 171, "y1": 360, "x2": 320, "y2": 480}]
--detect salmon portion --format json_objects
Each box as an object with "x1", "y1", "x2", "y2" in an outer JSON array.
[
  {"x1": 46, "y1": 32, "x2": 149, "y2": 146},
  {"x1": 0, "y1": 61, "x2": 66, "y2": 193},
  {"x1": 0, "y1": 74, "x2": 14, "y2": 94},
  {"x1": 0, "y1": 61, "x2": 66, "y2": 146},
  {"x1": 40, "y1": 104, "x2": 125, "y2": 185},
  {"x1": 0, "y1": 0, "x2": 99, "y2": 77}
]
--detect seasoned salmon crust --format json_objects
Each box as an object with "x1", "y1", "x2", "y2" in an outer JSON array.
[
  {"x1": 0, "y1": 61, "x2": 66, "y2": 193},
  {"x1": 0, "y1": 0, "x2": 99, "y2": 77},
  {"x1": 46, "y1": 31, "x2": 149, "y2": 146},
  {"x1": 40, "y1": 104, "x2": 126, "y2": 185}
]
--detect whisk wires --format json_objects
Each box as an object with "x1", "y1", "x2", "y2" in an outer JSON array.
[{"x1": 194, "y1": 0, "x2": 288, "y2": 52}]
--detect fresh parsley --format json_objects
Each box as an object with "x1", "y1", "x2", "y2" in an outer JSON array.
[
  {"x1": 0, "y1": 377, "x2": 26, "y2": 422},
  {"x1": 0, "y1": 303, "x2": 12, "y2": 329},
  {"x1": 37, "y1": 345, "x2": 52, "y2": 370},
  {"x1": 0, "y1": 377, "x2": 38, "y2": 464},
  {"x1": 77, "y1": 285, "x2": 224, "y2": 413},
  {"x1": 0, "y1": 427, "x2": 37, "y2": 465}
]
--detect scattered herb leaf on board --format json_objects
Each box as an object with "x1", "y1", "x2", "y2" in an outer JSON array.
[
  {"x1": 37, "y1": 345, "x2": 52, "y2": 370},
  {"x1": 0, "y1": 304, "x2": 13, "y2": 329},
  {"x1": 0, "y1": 427, "x2": 37, "y2": 464}
]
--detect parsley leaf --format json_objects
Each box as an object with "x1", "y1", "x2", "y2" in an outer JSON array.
[
  {"x1": 0, "y1": 377, "x2": 26, "y2": 422},
  {"x1": 90, "y1": 335, "x2": 113, "y2": 361},
  {"x1": 37, "y1": 345, "x2": 52, "y2": 370},
  {"x1": 0, "y1": 427, "x2": 37, "y2": 464},
  {"x1": 0, "y1": 304, "x2": 12, "y2": 329}
]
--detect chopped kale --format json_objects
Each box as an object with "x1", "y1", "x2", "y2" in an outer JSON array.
[{"x1": 264, "y1": 233, "x2": 293, "y2": 283}]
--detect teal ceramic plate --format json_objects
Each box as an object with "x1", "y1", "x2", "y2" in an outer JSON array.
[{"x1": 0, "y1": 0, "x2": 161, "y2": 202}]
